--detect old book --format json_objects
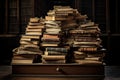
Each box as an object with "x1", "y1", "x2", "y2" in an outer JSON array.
[
  {"x1": 45, "y1": 16, "x2": 67, "y2": 21},
  {"x1": 74, "y1": 37, "x2": 100, "y2": 42},
  {"x1": 20, "y1": 40, "x2": 33, "y2": 45},
  {"x1": 43, "y1": 34, "x2": 59, "y2": 39},
  {"x1": 27, "y1": 25, "x2": 44, "y2": 29},
  {"x1": 26, "y1": 28, "x2": 42, "y2": 32},
  {"x1": 21, "y1": 35, "x2": 40, "y2": 39},
  {"x1": 28, "y1": 22, "x2": 41, "y2": 26},
  {"x1": 85, "y1": 57, "x2": 101, "y2": 61},
  {"x1": 46, "y1": 47, "x2": 68, "y2": 53},
  {"x1": 12, "y1": 59, "x2": 33, "y2": 64},
  {"x1": 30, "y1": 17, "x2": 40, "y2": 23},
  {"x1": 25, "y1": 31, "x2": 42, "y2": 35},
  {"x1": 44, "y1": 51, "x2": 67, "y2": 55},
  {"x1": 79, "y1": 47, "x2": 97, "y2": 52},
  {"x1": 45, "y1": 16, "x2": 55, "y2": 21},
  {"x1": 74, "y1": 51, "x2": 87, "y2": 60},
  {"x1": 41, "y1": 42, "x2": 59, "y2": 47},
  {"x1": 20, "y1": 35, "x2": 40, "y2": 45},
  {"x1": 73, "y1": 41, "x2": 100, "y2": 45},
  {"x1": 80, "y1": 22, "x2": 94, "y2": 27},
  {"x1": 42, "y1": 55, "x2": 65, "y2": 60},
  {"x1": 45, "y1": 24, "x2": 60, "y2": 28},
  {"x1": 13, "y1": 45, "x2": 42, "y2": 55},
  {"x1": 45, "y1": 29, "x2": 61, "y2": 34},
  {"x1": 69, "y1": 29, "x2": 99, "y2": 34},
  {"x1": 41, "y1": 38, "x2": 60, "y2": 42},
  {"x1": 20, "y1": 38, "x2": 31, "y2": 41},
  {"x1": 12, "y1": 54, "x2": 42, "y2": 64},
  {"x1": 78, "y1": 47, "x2": 97, "y2": 52},
  {"x1": 75, "y1": 60, "x2": 102, "y2": 65},
  {"x1": 44, "y1": 20, "x2": 61, "y2": 25}
]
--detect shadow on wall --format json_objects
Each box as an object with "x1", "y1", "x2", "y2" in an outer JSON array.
[{"x1": 0, "y1": 35, "x2": 20, "y2": 65}]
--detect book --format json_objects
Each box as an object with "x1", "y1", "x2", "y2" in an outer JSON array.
[
  {"x1": 42, "y1": 55, "x2": 65, "y2": 60},
  {"x1": 45, "y1": 16, "x2": 67, "y2": 21},
  {"x1": 26, "y1": 28, "x2": 42, "y2": 32},
  {"x1": 27, "y1": 25, "x2": 44, "y2": 29},
  {"x1": 43, "y1": 34, "x2": 59, "y2": 39},
  {"x1": 25, "y1": 31, "x2": 42, "y2": 35},
  {"x1": 21, "y1": 35, "x2": 40, "y2": 39},
  {"x1": 46, "y1": 47, "x2": 68, "y2": 53},
  {"x1": 30, "y1": 17, "x2": 40, "y2": 23},
  {"x1": 28, "y1": 22, "x2": 41, "y2": 26},
  {"x1": 80, "y1": 22, "x2": 94, "y2": 27},
  {"x1": 44, "y1": 51, "x2": 67, "y2": 55},
  {"x1": 12, "y1": 54, "x2": 42, "y2": 64},
  {"x1": 73, "y1": 41, "x2": 100, "y2": 45},
  {"x1": 41, "y1": 42, "x2": 59, "y2": 47},
  {"x1": 75, "y1": 60, "x2": 102, "y2": 65},
  {"x1": 41, "y1": 38, "x2": 60, "y2": 42},
  {"x1": 74, "y1": 51, "x2": 87, "y2": 59}
]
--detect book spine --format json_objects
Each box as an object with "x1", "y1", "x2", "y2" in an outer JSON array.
[{"x1": 46, "y1": 47, "x2": 68, "y2": 53}]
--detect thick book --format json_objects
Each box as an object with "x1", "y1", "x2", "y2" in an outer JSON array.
[
  {"x1": 78, "y1": 47, "x2": 97, "y2": 52},
  {"x1": 44, "y1": 20, "x2": 61, "y2": 26},
  {"x1": 69, "y1": 29, "x2": 100, "y2": 34},
  {"x1": 74, "y1": 37, "x2": 100, "y2": 42},
  {"x1": 25, "y1": 31, "x2": 42, "y2": 35},
  {"x1": 44, "y1": 51, "x2": 67, "y2": 55},
  {"x1": 46, "y1": 47, "x2": 68, "y2": 53},
  {"x1": 12, "y1": 54, "x2": 42, "y2": 64},
  {"x1": 41, "y1": 38, "x2": 60, "y2": 42},
  {"x1": 43, "y1": 34, "x2": 59, "y2": 39},
  {"x1": 41, "y1": 42, "x2": 59, "y2": 47},
  {"x1": 27, "y1": 25, "x2": 44, "y2": 29},
  {"x1": 26, "y1": 28, "x2": 42, "y2": 32},
  {"x1": 75, "y1": 59, "x2": 102, "y2": 65},
  {"x1": 73, "y1": 41, "x2": 100, "y2": 45},
  {"x1": 42, "y1": 55, "x2": 65, "y2": 60},
  {"x1": 21, "y1": 35, "x2": 40, "y2": 39}
]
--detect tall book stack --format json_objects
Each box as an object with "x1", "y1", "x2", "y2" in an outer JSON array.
[
  {"x1": 41, "y1": 6, "x2": 74, "y2": 63},
  {"x1": 20, "y1": 17, "x2": 44, "y2": 45},
  {"x1": 41, "y1": 6, "x2": 89, "y2": 64},
  {"x1": 47, "y1": 6, "x2": 104, "y2": 64},
  {"x1": 12, "y1": 17, "x2": 45, "y2": 64},
  {"x1": 41, "y1": 20, "x2": 68, "y2": 63},
  {"x1": 69, "y1": 20, "x2": 104, "y2": 64}
]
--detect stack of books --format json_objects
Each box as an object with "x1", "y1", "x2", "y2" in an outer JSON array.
[
  {"x1": 42, "y1": 47, "x2": 68, "y2": 64},
  {"x1": 12, "y1": 5, "x2": 105, "y2": 64},
  {"x1": 41, "y1": 19, "x2": 68, "y2": 63},
  {"x1": 12, "y1": 17, "x2": 45, "y2": 64},
  {"x1": 20, "y1": 17, "x2": 45, "y2": 45},
  {"x1": 45, "y1": 6, "x2": 74, "y2": 21},
  {"x1": 41, "y1": 20, "x2": 61, "y2": 47},
  {"x1": 69, "y1": 20, "x2": 104, "y2": 64}
]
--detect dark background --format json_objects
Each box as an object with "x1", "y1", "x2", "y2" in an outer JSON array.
[{"x1": 0, "y1": 0, "x2": 119, "y2": 65}]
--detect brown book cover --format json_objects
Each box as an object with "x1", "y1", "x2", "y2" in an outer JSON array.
[{"x1": 42, "y1": 55, "x2": 65, "y2": 60}]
